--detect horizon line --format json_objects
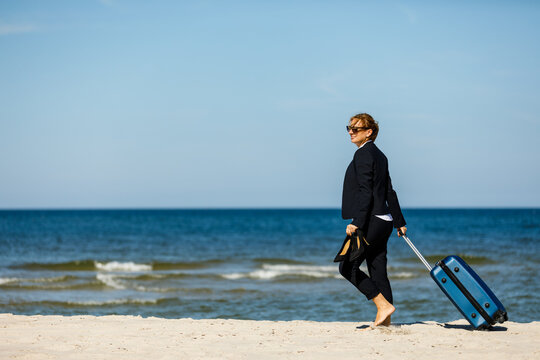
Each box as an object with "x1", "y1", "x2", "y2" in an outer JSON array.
[{"x1": 0, "y1": 206, "x2": 538, "y2": 211}]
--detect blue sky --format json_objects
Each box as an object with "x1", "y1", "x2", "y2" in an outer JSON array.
[{"x1": 1, "y1": 0, "x2": 539, "y2": 208}]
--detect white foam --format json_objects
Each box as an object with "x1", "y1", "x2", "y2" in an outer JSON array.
[
  {"x1": 67, "y1": 298, "x2": 160, "y2": 306},
  {"x1": 133, "y1": 285, "x2": 174, "y2": 293},
  {"x1": 29, "y1": 275, "x2": 73, "y2": 283},
  {"x1": 96, "y1": 273, "x2": 127, "y2": 289},
  {"x1": 222, "y1": 263, "x2": 341, "y2": 280},
  {"x1": 221, "y1": 264, "x2": 417, "y2": 281},
  {"x1": 0, "y1": 277, "x2": 19, "y2": 285},
  {"x1": 222, "y1": 273, "x2": 245, "y2": 280},
  {"x1": 390, "y1": 272, "x2": 415, "y2": 279},
  {"x1": 94, "y1": 261, "x2": 152, "y2": 272},
  {"x1": 263, "y1": 264, "x2": 336, "y2": 272}
]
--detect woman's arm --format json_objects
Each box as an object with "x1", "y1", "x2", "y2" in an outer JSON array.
[{"x1": 387, "y1": 174, "x2": 407, "y2": 235}]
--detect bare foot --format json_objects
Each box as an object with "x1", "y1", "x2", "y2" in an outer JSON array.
[
  {"x1": 373, "y1": 304, "x2": 395, "y2": 327},
  {"x1": 381, "y1": 315, "x2": 391, "y2": 327}
]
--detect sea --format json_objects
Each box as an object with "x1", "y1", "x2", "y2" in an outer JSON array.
[{"x1": 0, "y1": 209, "x2": 538, "y2": 324}]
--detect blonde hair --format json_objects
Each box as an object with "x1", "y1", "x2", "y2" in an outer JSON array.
[{"x1": 350, "y1": 113, "x2": 379, "y2": 141}]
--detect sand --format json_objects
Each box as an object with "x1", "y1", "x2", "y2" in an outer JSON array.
[{"x1": 1, "y1": 314, "x2": 538, "y2": 359}]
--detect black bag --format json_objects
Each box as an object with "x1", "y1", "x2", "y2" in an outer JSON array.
[{"x1": 333, "y1": 230, "x2": 369, "y2": 262}]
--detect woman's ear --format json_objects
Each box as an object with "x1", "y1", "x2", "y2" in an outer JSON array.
[{"x1": 366, "y1": 129, "x2": 373, "y2": 139}]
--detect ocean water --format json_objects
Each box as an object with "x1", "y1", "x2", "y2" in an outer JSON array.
[{"x1": 0, "y1": 209, "x2": 538, "y2": 324}]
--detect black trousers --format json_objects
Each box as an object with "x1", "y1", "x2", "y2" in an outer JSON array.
[{"x1": 338, "y1": 216, "x2": 394, "y2": 303}]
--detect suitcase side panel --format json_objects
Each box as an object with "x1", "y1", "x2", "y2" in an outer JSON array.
[
  {"x1": 437, "y1": 258, "x2": 497, "y2": 327},
  {"x1": 444, "y1": 256, "x2": 507, "y2": 316},
  {"x1": 430, "y1": 266, "x2": 488, "y2": 329}
]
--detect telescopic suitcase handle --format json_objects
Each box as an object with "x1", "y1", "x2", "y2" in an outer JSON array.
[{"x1": 398, "y1": 230, "x2": 432, "y2": 271}]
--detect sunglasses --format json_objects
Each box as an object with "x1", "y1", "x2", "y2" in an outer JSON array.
[{"x1": 346, "y1": 126, "x2": 369, "y2": 133}]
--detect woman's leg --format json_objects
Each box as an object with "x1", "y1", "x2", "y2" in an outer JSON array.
[
  {"x1": 364, "y1": 217, "x2": 395, "y2": 326},
  {"x1": 338, "y1": 254, "x2": 380, "y2": 301},
  {"x1": 366, "y1": 229, "x2": 394, "y2": 304}
]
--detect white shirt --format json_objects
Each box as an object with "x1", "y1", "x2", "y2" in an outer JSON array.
[{"x1": 357, "y1": 140, "x2": 393, "y2": 222}]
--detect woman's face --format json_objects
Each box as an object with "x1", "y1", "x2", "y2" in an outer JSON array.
[{"x1": 348, "y1": 120, "x2": 373, "y2": 147}]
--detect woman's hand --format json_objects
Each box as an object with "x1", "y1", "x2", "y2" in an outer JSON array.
[
  {"x1": 397, "y1": 226, "x2": 407, "y2": 237},
  {"x1": 346, "y1": 224, "x2": 358, "y2": 236}
]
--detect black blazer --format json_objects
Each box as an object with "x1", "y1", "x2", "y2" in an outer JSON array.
[{"x1": 341, "y1": 141, "x2": 406, "y2": 230}]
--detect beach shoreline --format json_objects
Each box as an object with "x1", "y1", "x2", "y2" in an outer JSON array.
[{"x1": 1, "y1": 313, "x2": 538, "y2": 359}]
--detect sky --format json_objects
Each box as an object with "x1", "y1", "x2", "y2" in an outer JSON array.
[{"x1": 0, "y1": 0, "x2": 539, "y2": 208}]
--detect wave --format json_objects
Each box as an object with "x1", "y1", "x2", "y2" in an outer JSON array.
[
  {"x1": 0, "y1": 274, "x2": 128, "y2": 291},
  {"x1": 10, "y1": 259, "x2": 225, "y2": 272},
  {"x1": 220, "y1": 264, "x2": 419, "y2": 282},
  {"x1": 96, "y1": 273, "x2": 127, "y2": 289},
  {"x1": 94, "y1": 274, "x2": 216, "y2": 292},
  {"x1": 95, "y1": 261, "x2": 151, "y2": 272},
  {"x1": 221, "y1": 264, "x2": 341, "y2": 280},
  {"x1": 399, "y1": 254, "x2": 496, "y2": 265},
  {"x1": 251, "y1": 258, "x2": 310, "y2": 265},
  {"x1": 1, "y1": 273, "x2": 222, "y2": 291},
  {"x1": 0, "y1": 277, "x2": 19, "y2": 285},
  {"x1": 127, "y1": 273, "x2": 221, "y2": 281},
  {"x1": 389, "y1": 272, "x2": 416, "y2": 279},
  {"x1": 0, "y1": 281, "x2": 106, "y2": 291},
  {"x1": 0, "y1": 275, "x2": 79, "y2": 286},
  {"x1": 3, "y1": 297, "x2": 177, "y2": 308},
  {"x1": 0, "y1": 273, "x2": 219, "y2": 293}
]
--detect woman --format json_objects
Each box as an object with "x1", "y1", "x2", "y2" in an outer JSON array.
[{"x1": 339, "y1": 113, "x2": 407, "y2": 328}]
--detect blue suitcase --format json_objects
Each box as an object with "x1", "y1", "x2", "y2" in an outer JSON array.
[{"x1": 402, "y1": 234, "x2": 508, "y2": 330}]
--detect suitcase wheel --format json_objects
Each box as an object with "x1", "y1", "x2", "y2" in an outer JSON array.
[{"x1": 493, "y1": 310, "x2": 509, "y2": 323}]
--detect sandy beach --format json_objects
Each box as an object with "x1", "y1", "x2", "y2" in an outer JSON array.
[{"x1": 1, "y1": 314, "x2": 538, "y2": 360}]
